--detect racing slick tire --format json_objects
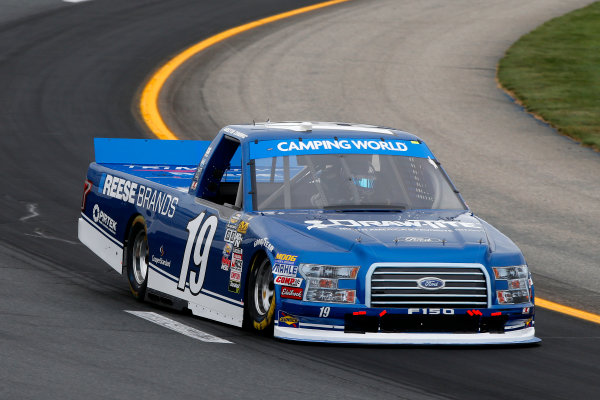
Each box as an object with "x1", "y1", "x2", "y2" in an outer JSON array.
[
  {"x1": 245, "y1": 256, "x2": 275, "y2": 333},
  {"x1": 125, "y1": 216, "x2": 148, "y2": 301}
]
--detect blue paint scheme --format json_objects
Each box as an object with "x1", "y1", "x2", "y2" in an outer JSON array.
[{"x1": 80, "y1": 123, "x2": 536, "y2": 343}]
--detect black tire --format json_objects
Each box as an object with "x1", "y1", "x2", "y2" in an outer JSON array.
[
  {"x1": 245, "y1": 256, "x2": 275, "y2": 332},
  {"x1": 125, "y1": 216, "x2": 148, "y2": 301}
]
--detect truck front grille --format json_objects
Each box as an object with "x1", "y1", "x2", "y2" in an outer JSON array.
[{"x1": 368, "y1": 264, "x2": 489, "y2": 309}]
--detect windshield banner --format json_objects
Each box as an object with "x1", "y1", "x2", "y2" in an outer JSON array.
[{"x1": 250, "y1": 138, "x2": 433, "y2": 159}]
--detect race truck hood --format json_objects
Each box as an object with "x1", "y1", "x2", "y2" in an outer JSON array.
[{"x1": 258, "y1": 210, "x2": 524, "y2": 265}]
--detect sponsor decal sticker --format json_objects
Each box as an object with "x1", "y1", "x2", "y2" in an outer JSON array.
[
  {"x1": 305, "y1": 219, "x2": 482, "y2": 231},
  {"x1": 223, "y1": 126, "x2": 248, "y2": 139},
  {"x1": 275, "y1": 253, "x2": 298, "y2": 263},
  {"x1": 191, "y1": 153, "x2": 207, "y2": 190},
  {"x1": 122, "y1": 165, "x2": 196, "y2": 172},
  {"x1": 98, "y1": 173, "x2": 178, "y2": 218},
  {"x1": 92, "y1": 204, "x2": 117, "y2": 234},
  {"x1": 278, "y1": 311, "x2": 299, "y2": 327},
  {"x1": 228, "y1": 280, "x2": 241, "y2": 293},
  {"x1": 192, "y1": 167, "x2": 202, "y2": 180},
  {"x1": 151, "y1": 255, "x2": 171, "y2": 268},
  {"x1": 274, "y1": 276, "x2": 303, "y2": 287},
  {"x1": 272, "y1": 263, "x2": 298, "y2": 276},
  {"x1": 228, "y1": 253, "x2": 243, "y2": 293},
  {"x1": 280, "y1": 287, "x2": 303, "y2": 300},
  {"x1": 222, "y1": 243, "x2": 232, "y2": 256},
  {"x1": 232, "y1": 250, "x2": 243, "y2": 269},
  {"x1": 397, "y1": 237, "x2": 442, "y2": 243},
  {"x1": 199, "y1": 146, "x2": 212, "y2": 168},
  {"x1": 276, "y1": 139, "x2": 408, "y2": 153},
  {"x1": 229, "y1": 212, "x2": 241, "y2": 225},
  {"x1": 229, "y1": 268, "x2": 242, "y2": 282},
  {"x1": 253, "y1": 237, "x2": 274, "y2": 252},
  {"x1": 237, "y1": 220, "x2": 249, "y2": 234},
  {"x1": 221, "y1": 256, "x2": 231, "y2": 271},
  {"x1": 224, "y1": 229, "x2": 243, "y2": 247}
]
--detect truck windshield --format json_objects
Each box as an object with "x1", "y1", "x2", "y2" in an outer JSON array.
[{"x1": 252, "y1": 153, "x2": 466, "y2": 211}]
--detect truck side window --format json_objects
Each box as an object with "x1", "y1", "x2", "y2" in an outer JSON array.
[{"x1": 197, "y1": 136, "x2": 242, "y2": 208}]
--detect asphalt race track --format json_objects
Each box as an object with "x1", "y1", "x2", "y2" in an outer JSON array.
[{"x1": 0, "y1": 1, "x2": 599, "y2": 399}]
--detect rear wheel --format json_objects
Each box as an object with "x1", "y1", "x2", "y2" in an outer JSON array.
[
  {"x1": 126, "y1": 216, "x2": 148, "y2": 301},
  {"x1": 246, "y1": 256, "x2": 275, "y2": 332}
]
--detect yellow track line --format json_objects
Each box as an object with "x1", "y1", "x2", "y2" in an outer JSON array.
[
  {"x1": 138, "y1": 0, "x2": 600, "y2": 326},
  {"x1": 536, "y1": 298, "x2": 600, "y2": 325},
  {"x1": 139, "y1": 0, "x2": 354, "y2": 140}
]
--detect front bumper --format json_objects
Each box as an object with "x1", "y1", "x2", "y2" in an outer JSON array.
[
  {"x1": 274, "y1": 325, "x2": 539, "y2": 345},
  {"x1": 274, "y1": 303, "x2": 539, "y2": 345},
  {"x1": 275, "y1": 260, "x2": 538, "y2": 345}
]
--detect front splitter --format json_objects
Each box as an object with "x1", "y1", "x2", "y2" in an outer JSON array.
[{"x1": 274, "y1": 326, "x2": 540, "y2": 345}]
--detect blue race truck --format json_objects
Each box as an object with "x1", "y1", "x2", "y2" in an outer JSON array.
[{"x1": 79, "y1": 122, "x2": 539, "y2": 344}]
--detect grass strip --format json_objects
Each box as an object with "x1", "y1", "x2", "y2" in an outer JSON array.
[{"x1": 498, "y1": 2, "x2": 600, "y2": 151}]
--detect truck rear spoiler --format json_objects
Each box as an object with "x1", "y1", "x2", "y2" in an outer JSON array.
[{"x1": 94, "y1": 138, "x2": 210, "y2": 165}]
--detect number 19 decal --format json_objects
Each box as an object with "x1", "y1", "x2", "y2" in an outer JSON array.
[{"x1": 177, "y1": 212, "x2": 218, "y2": 295}]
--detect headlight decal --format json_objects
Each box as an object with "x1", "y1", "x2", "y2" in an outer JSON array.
[
  {"x1": 299, "y1": 264, "x2": 360, "y2": 304},
  {"x1": 493, "y1": 265, "x2": 531, "y2": 305}
]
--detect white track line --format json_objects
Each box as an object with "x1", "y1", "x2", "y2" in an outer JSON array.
[
  {"x1": 63, "y1": 0, "x2": 93, "y2": 3},
  {"x1": 125, "y1": 311, "x2": 233, "y2": 344},
  {"x1": 20, "y1": 203, "x2": 39, "y2": 222}
]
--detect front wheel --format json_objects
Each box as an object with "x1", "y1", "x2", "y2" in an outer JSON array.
[
  {"x1": 126, "y1": 216, "x2": 148, "y2": 301},
  {"x1": 246, "y1": 256, "x2": 275, "y2": 332}
]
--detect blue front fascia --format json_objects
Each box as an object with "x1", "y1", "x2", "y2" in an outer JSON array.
[{"x1": 249, "y1": 138, "x2": 434, "y2": 159}]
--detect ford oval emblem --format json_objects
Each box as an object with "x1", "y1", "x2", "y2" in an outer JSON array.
[{"x1": 417, "y1": 277, "x2": 445, "y2": 290}]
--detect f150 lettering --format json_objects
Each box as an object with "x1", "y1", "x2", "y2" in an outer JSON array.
[{"x1": 408, "y1": 308, "x2": 455, "y2": 315}]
